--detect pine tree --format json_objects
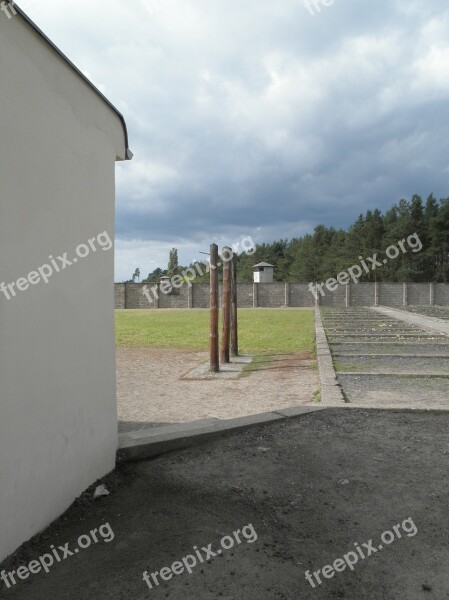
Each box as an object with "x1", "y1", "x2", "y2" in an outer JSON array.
[
  {"x1": 167, "y1": 248, "x2": 179, "y2": 277},
  {"x1": 431, "y1": 199, "x2": 449, "y2": 282}
]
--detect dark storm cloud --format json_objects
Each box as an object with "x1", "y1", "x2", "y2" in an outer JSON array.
[{"x1": 19, "y1": 0, "x2": 449, "y2": 277}]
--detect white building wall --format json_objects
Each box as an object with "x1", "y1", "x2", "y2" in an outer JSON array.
[{"x1": 0, "y1": 13, "x2": 127, "y2": 561}]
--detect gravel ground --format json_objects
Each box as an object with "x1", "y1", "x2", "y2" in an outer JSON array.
[
  {"x1": 1, "y1": 409, "x2": 449, "y2": 600},
  {"x1": 323, "y1": 322, "x2": 423, "y2": 332},
  {"x1": 338, "y1": 375, "x2": 449, "y2": 408},
  {"x1": 321, "y1": 307, "x2": 449, "y2": 409},
  {"x1": 331, "y1": 343, "x2": 449, "y2": 355},
  {"x1": 116, "y1": 348, "x2": 318, "y2": 432},
  {"x1": 327, "y1": 330, "x2": 424, "y2": 337},
  {"x1": 327, "y1": 335, "x2": 445, "y2": 343},
  {"x1": 335, "y1": 356, "x2": 449, "y2": 374}
]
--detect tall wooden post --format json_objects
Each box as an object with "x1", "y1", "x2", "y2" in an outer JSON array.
[
  {"x1": 210, "y1": 244, "x2": 219, "y2": 372},
  {"x1": 230, "y1": 253, "x2": 238, "y2": 356},
  {"x1": 221, "y1": 247, "x2": 232, "y2": 363}
]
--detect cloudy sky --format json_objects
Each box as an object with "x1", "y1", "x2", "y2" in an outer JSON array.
[{"x1": 18, "y1": 0, "x2": 449, "y2": 280}]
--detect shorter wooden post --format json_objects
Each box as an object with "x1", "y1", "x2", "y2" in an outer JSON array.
[
  {"x1": 209, "y1": 244, "x2": 219, "y2": 372},
  {"x1": 221, "y1": 247, "x2": 232, "y2": 363}
]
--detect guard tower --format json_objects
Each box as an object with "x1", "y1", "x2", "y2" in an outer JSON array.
[{"x1": 252, "y1": 262, "x2": 274, "y2": 283}]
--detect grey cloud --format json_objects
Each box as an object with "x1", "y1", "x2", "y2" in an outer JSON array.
[{"x1": 18, "y1": 0, "x2": 449, "y2": 278}]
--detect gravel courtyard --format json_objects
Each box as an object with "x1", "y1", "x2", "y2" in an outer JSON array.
[{"x1": 116, "y1": 348, "x2": 318, "y2": 432}]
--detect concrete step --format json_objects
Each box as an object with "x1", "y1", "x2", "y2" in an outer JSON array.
[{"x1": 117, "y1": 406, "x2": 325, "y2": 462}]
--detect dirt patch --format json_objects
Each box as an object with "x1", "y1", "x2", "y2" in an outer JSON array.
[{"x1": 116, "y1": 348, "x2": 318, "y2": 432}]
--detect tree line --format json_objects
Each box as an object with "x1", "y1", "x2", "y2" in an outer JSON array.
[{"x1": 127, "y1": 194, "x2": 449, "y2": 284}]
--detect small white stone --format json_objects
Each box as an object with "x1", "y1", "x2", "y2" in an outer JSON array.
[{"x1": 93, "y1": 484, "x2": 110, "y2": 498}]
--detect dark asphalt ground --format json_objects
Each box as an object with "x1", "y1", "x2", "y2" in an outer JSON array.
[{"x1": 1, "y1": 408, "x2": 449, "y2": 600}]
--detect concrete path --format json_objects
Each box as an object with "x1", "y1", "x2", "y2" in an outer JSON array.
[
  {"x1": 314, "y1": 308, "x2": 345, "y2": 405},
  {"x1": 117, "y1": 406, "x2": 325, "y2": 462},
  {"x1": 372, "y1": 305, "x2": 449, "y2": 336}
]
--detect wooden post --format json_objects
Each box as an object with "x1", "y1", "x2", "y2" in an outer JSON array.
[
  {"x1": 221, "y1": 247, "x2": 232, "y2": 363},
  {"x1": 209, "y1": 244, "x2": 219, "y2": 372},
  {"x1": 230, "y1": 253, "x2": 238, "y2": 357}
]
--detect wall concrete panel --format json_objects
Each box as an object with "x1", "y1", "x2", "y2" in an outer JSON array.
[
  {"x1": 319, "y1": 285, "x2": 346, "y2": 307},
  {"x1": 435, "y1": 284, "x2": 449, "y2": 305},
  {"x1": 256, "y1": 283, "x2": 286, "y2": 308},
  {"x1": 192, "y1": 284, "x2": 210, "y2": 309},
  {"x1": 378, "y1": 283, "x2": 404, "y2": 306},
  {"x1": 408, "y1": 283, "x2": 431, "y2": 305},
  {"x1": 237, "y1": 284, "x2": 255, "y2": 308},
  {"x1": 289, "y1": 284, "x2": 315, "y2": 307},
  {"x1": 350, "y1": 283, "x2": 374, "y2": 306},
  {"x1": 114, "y1": 284, "x2": 125, "y2": 309}
]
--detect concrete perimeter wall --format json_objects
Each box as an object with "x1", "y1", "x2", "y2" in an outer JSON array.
[{"x1": 115, "y1": 282, "x2": 449, "y2": 309}]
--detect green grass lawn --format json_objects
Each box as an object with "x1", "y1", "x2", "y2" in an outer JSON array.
[{"x1": 115, "y1": 308, "x2": 315, "y2": 356}]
